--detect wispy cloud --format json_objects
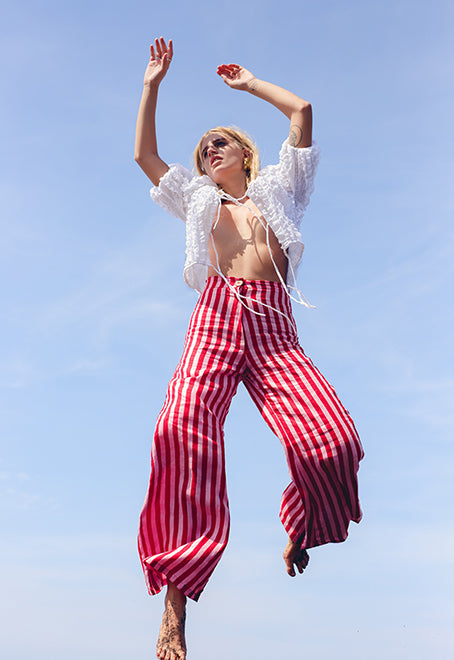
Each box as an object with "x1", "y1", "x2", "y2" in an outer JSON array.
[
  {"x1": 0, "y1": 357, "x2": 36, "y2": 389},
  {"x1": 65, "y1": 357, "x2": 112, "y2": 374},
  {"x1": 0, "y1": 468, "x2": 57, "y2": 512},
  {"x1": 34, "y1": 230, "x2": 188, "y2": 340}
]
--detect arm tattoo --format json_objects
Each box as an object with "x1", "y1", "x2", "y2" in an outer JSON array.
[{"x1": 289, "y1": 125, "x2": 304, "y2": 147}]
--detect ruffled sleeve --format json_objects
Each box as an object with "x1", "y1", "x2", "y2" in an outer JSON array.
[
  {"x1": 276, "y1": 139, "x2": 321, "y2": 213},
  {"x1": 149, "y1": 163, "x2": 194, "y2": 222}
]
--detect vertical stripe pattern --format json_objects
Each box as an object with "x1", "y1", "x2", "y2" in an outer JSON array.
[{"x1": 138, "y1": 276, "x2": 363, "y2": 601}]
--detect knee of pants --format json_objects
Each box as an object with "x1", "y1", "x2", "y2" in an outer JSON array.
[
  {"x1": 152, "y1": 399, "x2": 224, "y2": 461},
  {"x1": 285, "y1": 421, "x2": 362, "y2": 489}
]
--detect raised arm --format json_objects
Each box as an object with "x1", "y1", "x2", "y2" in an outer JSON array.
[
  {"x1": 134, "y1": 38, "x2": 173, "y2": 185},
  {"x1": 217, "y1": 64, "x2": 312, "y2": 148}
]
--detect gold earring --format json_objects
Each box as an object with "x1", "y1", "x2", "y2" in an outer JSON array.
[{"x1": 243, "y1": 156, "x2": 250, "y2": 170}]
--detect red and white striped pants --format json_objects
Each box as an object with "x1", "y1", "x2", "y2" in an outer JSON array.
[{"x1": 138, "y1": 276, "x2": 363, "y2": 601}]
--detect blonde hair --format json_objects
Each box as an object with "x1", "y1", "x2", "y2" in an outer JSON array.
[{"x1": 194, "y1": 126, "x2": 260, "y2": 186}]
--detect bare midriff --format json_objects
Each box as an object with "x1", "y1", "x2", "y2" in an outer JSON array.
[{"x1": 207, "y1": 198, "x2": 288, "y2": 282}]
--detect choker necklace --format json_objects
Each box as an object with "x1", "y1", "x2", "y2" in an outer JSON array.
[{"x1": 219, "y1": 189, "x2": 248, "y2": 202}]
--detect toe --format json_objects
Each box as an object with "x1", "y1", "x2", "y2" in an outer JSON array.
[
  {"x1": 283, "y1": 553, "x2": 295, "y2": 576},
  {"x1": 283, "y1": 540, "x2": 310, "y2": 576},
  {"x1": 283, "y1": 540, "x2": 299, "y2": 576},
  {"x1": 285, "y1": 559, "x2": 296, "y2": 577}
]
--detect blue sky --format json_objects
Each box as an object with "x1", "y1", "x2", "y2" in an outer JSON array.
[{"x1": 1, "y1": 0, "x2": 453, "y2": 658}]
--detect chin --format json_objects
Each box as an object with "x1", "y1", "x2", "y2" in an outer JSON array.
[{"x1": 207, "y1": 170, "x2": 225, "y2": 185}]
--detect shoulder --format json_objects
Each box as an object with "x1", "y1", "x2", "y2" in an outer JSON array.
[
  {"x1": 278, "y1": 138, "x2": 321, "y2": 170},
  {"x1": 150, "y1": 163, "x2": 218, "y2": 204},
  {"x1": 150, "y1": 163, "x2": 217, "y2": 222},
  {"x1": 252, "y1": 139, "x2": 321, "y2": 184},
  {"x1": 149, "y1": 163, "x2": 192, "y2": 203},
  {"x1": 247, "y1": 138, "x2": 321, "y2": 217}
]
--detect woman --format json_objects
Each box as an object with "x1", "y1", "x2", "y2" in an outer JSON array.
[{"x1": 135, "y1": 37, "x2": 363, "y2": 660}]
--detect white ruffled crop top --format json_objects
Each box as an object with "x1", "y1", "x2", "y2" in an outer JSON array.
[{"x1": 150, "y1": 138, "x2": 321, "y2": 307}]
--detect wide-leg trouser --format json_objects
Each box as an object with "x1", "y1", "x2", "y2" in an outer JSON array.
[{"x1": 138, "y1": 276, "x2": 364, "y2": 601}]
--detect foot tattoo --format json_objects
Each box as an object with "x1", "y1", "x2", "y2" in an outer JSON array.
[
  {"x1": 156, "y1": 594, "x2": 187, "y2": 660},
  {"x1": 154, "y1": 542, "x2": 306, "y2": 659}
]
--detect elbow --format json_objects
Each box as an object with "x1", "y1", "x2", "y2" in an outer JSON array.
[
  {"x1": 134, "y1": 152, "x2": 151, "y2": 178},
  {"x1": 290, "y1": 101, "x2": 312, "y2": 123},
  {"x1": 299, "y1": 101, "x2": 312, "y2": 116},
  {"x1": 134, "y1": 151, "x2": 160, "y2": 168}
]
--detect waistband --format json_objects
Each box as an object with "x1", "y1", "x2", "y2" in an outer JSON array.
[
  {"x1": 207, "y1": 275, "x2": 285, "y2": 289},
  {"x1": 204, "y1": 275, "x2": 297, "y2": 330}
]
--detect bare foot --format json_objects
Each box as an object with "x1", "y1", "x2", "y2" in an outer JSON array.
[
  {"x1": 283, "y1": 536, "x2": 309, "y2": 577},
  {"x1": 156, "y1": 582, "x2": 187, "y2": 660}
]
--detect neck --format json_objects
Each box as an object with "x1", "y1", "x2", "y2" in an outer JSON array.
[{"x1": 218, "y1": 172, "x2": 248, "y2": 199}]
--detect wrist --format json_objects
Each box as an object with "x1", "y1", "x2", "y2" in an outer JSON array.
[
  {"x1": 246, "y1": 77, "x2": 260, "y2": 94},
  {"x1": 144, "y1": 80, "x2": 161, "y2": 93}
]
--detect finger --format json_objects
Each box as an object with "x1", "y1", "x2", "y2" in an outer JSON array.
[
  {"x1": 150, "y1": 44, "x2": 156, "y2": 60},
  {"x1": 219, "y1": 68, "x2": 234, "y2": 81},
  {"x1": 217, "y1": 63, "x2": 235, "y2": 73},
  {"x1": 168, "y1": 38, "x2": 173, "y2": 58},
  {"x1": 225, "y1": 65, "x2": 240, "y2": 79},
  {"x1": 155, "y1": 37, "x2": 162, "y2": 58},
  {"x1": 160, "y1": 36, "x2": 167, "y2": 54},
  {"x1": 284, "y1": 556, "x2": 296, "y2": 577}
]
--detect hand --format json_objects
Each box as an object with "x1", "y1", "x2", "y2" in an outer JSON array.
[
  {"x1": 143, "y1": 37, "x2": 173, "y2": 88},
  {"x1": 216, "y1": 64, "x2": 256, "y2": 91}
]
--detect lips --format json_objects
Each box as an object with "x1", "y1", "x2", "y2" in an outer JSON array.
[{"x1": 210, "y1": 156, "x2": 222, "y2": 167}]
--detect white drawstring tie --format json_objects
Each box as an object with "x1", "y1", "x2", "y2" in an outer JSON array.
[{"x1": 205, "y1": 192, "x2": 314, "y2": 329}]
